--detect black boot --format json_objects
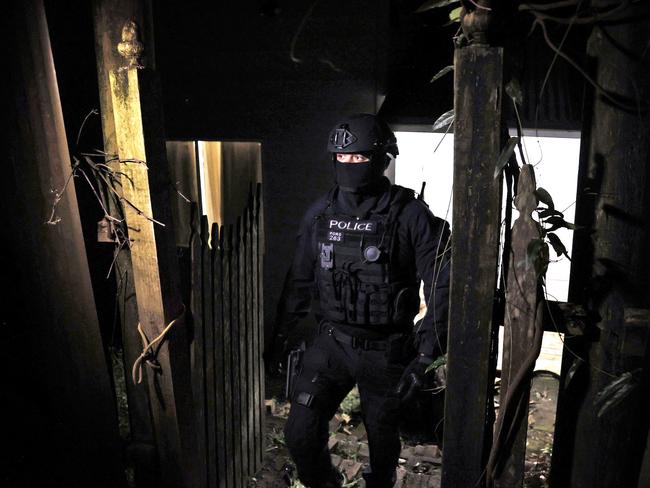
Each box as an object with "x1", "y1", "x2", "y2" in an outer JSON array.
[
  {"x1": 301, "y1": 466, "x2": 343, "y2": 488},
  {"x1": 362, "y1": 467, "x2": 396, "y2": 488}
]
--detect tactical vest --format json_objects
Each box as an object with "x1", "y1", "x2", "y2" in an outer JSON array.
[{"x1": 314, "y1": 186, "x2": 421, "y2": 328}]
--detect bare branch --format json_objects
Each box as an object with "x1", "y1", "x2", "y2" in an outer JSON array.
[
  {"x1": 535, "y1": 18, "x2": 642, "y2": 112},
  {"x1": 75, "y1": 109, "x2": 99, "y2": 148},
  {"x1": 44, "y1": 158, "x2": 80, "y2": 225}
]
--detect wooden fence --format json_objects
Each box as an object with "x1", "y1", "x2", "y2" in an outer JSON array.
[{"x1": 189, "y1": 184, "x2": 265, "y2": 488}]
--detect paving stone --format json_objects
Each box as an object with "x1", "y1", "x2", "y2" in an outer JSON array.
[
  {"x1": 329, "y1": 414, "x2": 344, "y2": 433},
  {"x1": 403, "y1": 472, "x2": 440, "y2": 488},
  {"x1": 331, "y1": 454, "x2": 343, "y2": 468},
  {"x1": 340, "y1": 459, "x2": 363, "y2": 480},
  {"x1": 350, "y1": 422, "x2": 368, "y2": 440},
  {"x1": 337, "y1": 438, "x2": 359, "y2": 457},
  {"x1": 418, "y1": 456, "x2": 441, "y2": 466},
  {"x1": 403, "y1": 472, "x2": 424, "y2": 488},
  {"x1": 357, "y1": 442, "x2": 370, "y2": 458},
  {"x1": 400, "y1": 446, "x2": 415, "y2": 460},
  {"x1": 416, "y1": 445, "x2": 441, "y2": 458},
  {"x1": 394, "y1": 466, "x2": 408, "y2": 488},
  {"x1": 426, "y1": 471, "x2": 441, "y2": 487},
  {"x1": 328, "y1": 435, "x2": 339, "y2": 451}
]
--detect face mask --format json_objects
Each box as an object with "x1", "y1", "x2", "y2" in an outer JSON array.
[{"x1": 335, "y1": 158, "x2": 385, "y2": 193}]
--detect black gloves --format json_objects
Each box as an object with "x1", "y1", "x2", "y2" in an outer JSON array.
[
  {"x1": 395, "y1": 353, "x2": 433, "y2": 404},
  {"x1": 265, "y1": 332, "x2": 288, "y2": 377}
]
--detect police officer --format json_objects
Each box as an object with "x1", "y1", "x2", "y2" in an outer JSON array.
[{"x1": 268, "y1": 113, "x2": 450, "y2": 488}]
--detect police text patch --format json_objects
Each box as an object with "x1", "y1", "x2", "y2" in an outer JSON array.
[{"x1": 328, "y1": 219, "x2": 377, "y2": 233}]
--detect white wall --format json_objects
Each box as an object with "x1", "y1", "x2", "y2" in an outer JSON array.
[{"x1": 395, "y1": 131, "x2": 582, "y2": 373}]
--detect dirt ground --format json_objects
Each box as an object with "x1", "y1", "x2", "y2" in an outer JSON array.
[{"x1": 250, "y1": 372, "x2": 559, "y2": 488}]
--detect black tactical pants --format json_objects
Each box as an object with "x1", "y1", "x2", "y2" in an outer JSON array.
[{"x1": 284, "y1": 325, "x2": 408, "y2": 488}]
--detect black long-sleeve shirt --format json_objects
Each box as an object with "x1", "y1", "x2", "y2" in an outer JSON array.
[{"x1": 275, "y1": 180, "x2": 451, "y2": 356}]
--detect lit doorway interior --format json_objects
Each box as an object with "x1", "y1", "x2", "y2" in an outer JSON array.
[
  {"x1": 166, "y1": 140, "x2": 263, "y2": 247},
  {"x1": 393, "y1": 130, "x2": 581, "y2": 375}
]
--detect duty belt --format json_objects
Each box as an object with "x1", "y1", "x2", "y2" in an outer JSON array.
[{"x1": 323, "y1": 325, "x2": 390, "y2": 351}]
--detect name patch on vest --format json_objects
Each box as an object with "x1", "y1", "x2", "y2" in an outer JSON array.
[
  {"x1": 328, "y1": 231, "x2": 343, "y2": 242},
  {"x1": 328, "y1": 219, "x2": 377, "y2": 233}
]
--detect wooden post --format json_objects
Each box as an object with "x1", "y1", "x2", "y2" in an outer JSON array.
[
  {"x1": 492, "y1": 165, "x2": 543, "y2": 487},
  {"x1": 551, "y1": 2, "x2": 650, "y2": 487},
  {"x1": 91, "y1": 2, "x2": 157, "y2": 484},
  {"x1": 441, "y1": 39, "x2": 504, "y2": 488},
  {"x1": 108, "y1": 54, "x2": 196, "y2": 488},
  {"x1": 3, "y1": 0, "x2": 123, "y2": 485}
]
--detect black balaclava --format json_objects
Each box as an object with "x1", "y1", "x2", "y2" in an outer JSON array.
[{"x1": 334, "y1": 153, "x2": 389, "y2": 194}]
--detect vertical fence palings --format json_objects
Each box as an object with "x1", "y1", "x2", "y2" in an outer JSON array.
[
  {"x1": 211, "y1": 222, "x2": 227, "y2": 488},
  {"x1": 203, "y1": 216, "x2": 217, "y2": 488},
  {"x1": 189, "y1": 184, "x2": 265, "y2": 488},
  {"x1": 254, "y1": 184, "x2": 265, "y2": 470},
  {"x1": 190, "y1": 206, "x2": 208, "y2": 488},
  {"x1": 230, "y1": 220, "x2": 243, "y2": 488},
  {"x1": 237, "y1": 216, "x2": 250, "y2": 477},
  {"x1": 221, "y1": 223, "x2": 235, "y2": 488}
]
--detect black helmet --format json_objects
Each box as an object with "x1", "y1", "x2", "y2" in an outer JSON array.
[{"x1": 327, "y1": 113, "x2": 399, "y2": 159}]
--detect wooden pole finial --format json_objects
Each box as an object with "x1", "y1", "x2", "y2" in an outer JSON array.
[{"x1": 117, "y1": 19, "x2": 144, "y2": 70}]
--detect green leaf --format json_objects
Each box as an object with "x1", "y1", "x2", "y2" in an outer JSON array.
[
  {"x1": 432, "y1": 109, "x2": 454, "y2": 131},
  {"x1": 416, "y1": 0, "x2": 460, "y2": 13},
  {"x1": 547, "y1": 232, "x2": 568, "y2": 258},
  {"x1": 449, "y1": 6, "x2": 462, "y2": 22},
  {"x1": 425, "y1": 354, "x2": 447, "y2": 374},
  {"x1": 493, "y1": 137, "x2": 519, "y2": 179},
  {"x1": 535, "y1": 187, "x2": 555, "y2": 210},
  {"x1": 431, "y1": 65, "x2": 454, "y2": 83}
]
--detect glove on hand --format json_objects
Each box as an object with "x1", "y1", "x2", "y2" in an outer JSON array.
[
  {"x1": 395, "y1": 354, "x2": 433, "y2": 404},
  {"x1": 265, "y1": 333, "x2": 288, "y2": 378}
]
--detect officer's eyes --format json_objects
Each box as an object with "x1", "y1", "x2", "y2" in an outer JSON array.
[{"x1": 336, "y1": 153, "x2": 370, "y2": 163}]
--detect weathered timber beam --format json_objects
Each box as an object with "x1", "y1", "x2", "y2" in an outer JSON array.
[
  {"x1": 91, "y1": 2, "x2": 156, "y2": 485},
  {"x1": 109, "y1": 62, "x2": 195, "y2": 488},
  {"x1": 541, "y1": 300, "x2": 586, "y2": 335},
  {"x1": 2, "y1": 0, "x2": 123, "y2": 484},
  {"x1": 497, "y1": 300, "x2": 587, "y2": 335},
  {"x1": 492, "y1": 165, "x2": 543, "y2": 487},
  {"x1": 551, "y1": 1, "x2": 650, "y2": 486},
  {"x1": 441, "y1": 44, "x2": 504, "y2": 488}
]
